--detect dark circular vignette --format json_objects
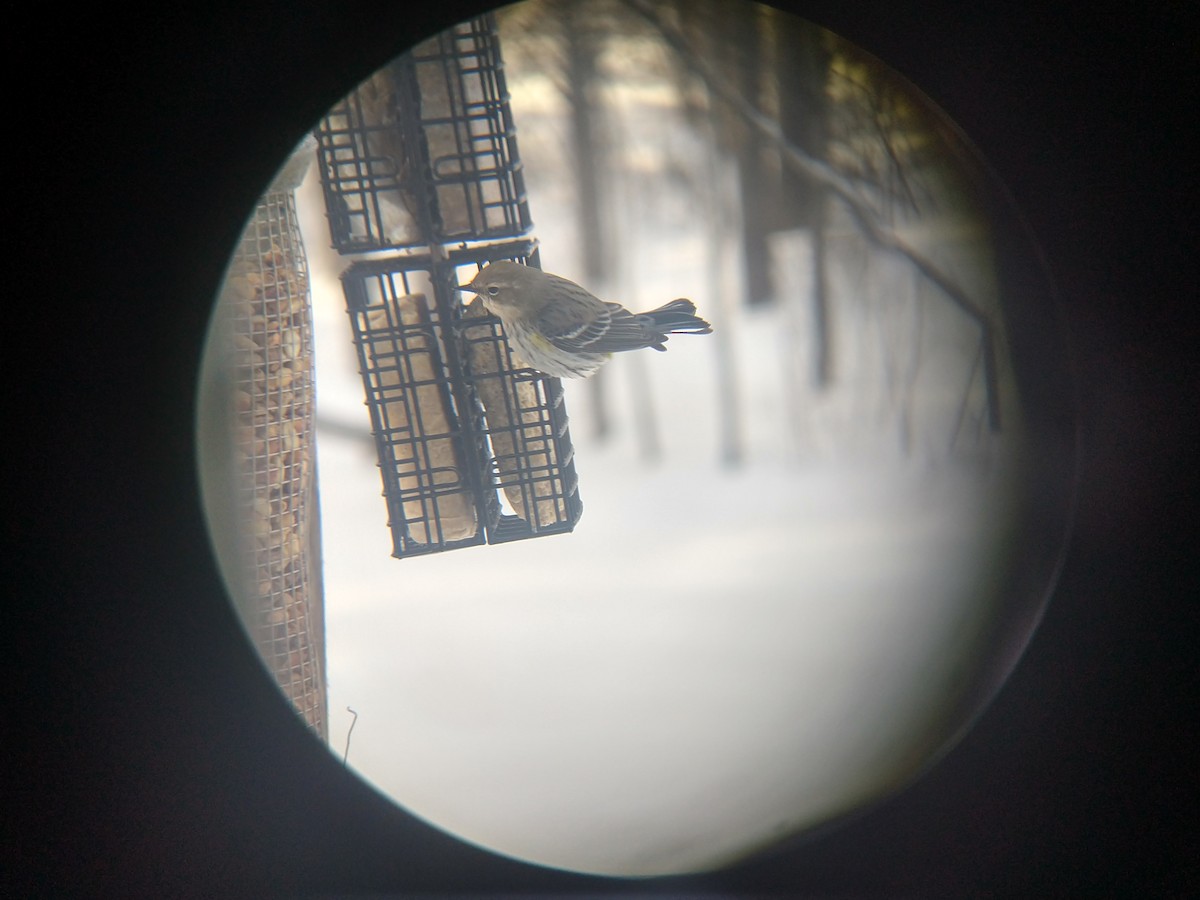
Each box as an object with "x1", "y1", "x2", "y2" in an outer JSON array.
[{"x1": 15, "y1": 1, "x2": 1196, "y2": 898}]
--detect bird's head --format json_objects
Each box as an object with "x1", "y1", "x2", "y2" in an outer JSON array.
[{"x1": 459, "y1": 261, "x2": 541, "y2": 314}]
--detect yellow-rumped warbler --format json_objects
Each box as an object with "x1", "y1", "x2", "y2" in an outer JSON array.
[{"x1": 459, "y1": 261, "x2": 712, "y2": 378}]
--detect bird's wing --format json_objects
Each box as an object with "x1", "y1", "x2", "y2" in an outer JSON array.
[
  {"x1": 533, "y1": 286, "x2": 612, "y2": 352},
  {"x1": 537, "y1": 300, "x2": 663, "y2": 354},
  {"x1": 588, "y1": 303, "x2": 662, "y2": 351}
]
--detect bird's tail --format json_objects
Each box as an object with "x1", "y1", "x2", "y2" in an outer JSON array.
[{"x1": 639, "y1": 299, "x2": 713, "y2": 350}]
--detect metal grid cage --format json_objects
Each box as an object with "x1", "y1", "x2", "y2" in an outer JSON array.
[
  {"x1": 343, "y1": 244, "x2": 582, "y2": 558},
  {"x1": 223, "y1": 190, "x2": 327, "y2": 739},
  {"x1": 314, "y1": 14, "x2": 531, "y2": 254}
]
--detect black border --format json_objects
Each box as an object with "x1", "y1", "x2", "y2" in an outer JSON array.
[{"x1": 13, "y1": 1, "x2": 1196, "y2": 896}]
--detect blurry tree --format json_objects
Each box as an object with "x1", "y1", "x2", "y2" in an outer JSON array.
[
  {"x1": 498, "y1": 0, "x2": 1004, "y2": 466},
  {"x1": 674, "y1": 5, "x2": 836, "y2": 352},
  {"x1": 562, "y1": 0, "x2": 617, "y2": 440},
  {"x1": 772, "y1": 11, "x2": 834, "y2": 387},
  {"x1": 498, "y1": 0, "x2": 620, "y2": 441},
  {"x1": 673, "y1": 0, "x2": 772, "y2": 309},
  {"x1": 624, "y1": 0, "x2": 1002, "y2": 434}
]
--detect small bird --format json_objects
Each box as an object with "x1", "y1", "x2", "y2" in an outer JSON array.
[{"x1": 459, "y1": 261, "x2": 712, "y2": 378}]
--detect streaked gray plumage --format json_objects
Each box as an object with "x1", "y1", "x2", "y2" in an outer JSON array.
[{"x1": 460, "y1": 261, "x2": 712, "y2": 378}]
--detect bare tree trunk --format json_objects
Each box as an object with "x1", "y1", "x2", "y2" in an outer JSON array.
[
  {"x1": 727, "y1": 6, "x2": 773, "y2": 307},
  {"x1": 627, "y1": 352, "x2": 661, "y2": 463},
  {"x1": 775, "y1": 13, "x2": 828, "y2": 227},
  {"x1": 810, "y1": 188, "x2": 832, "y2": 387},
  {"x1": 564, "y1": 0, "x2": 613, "y2": 440},
  {"x1": 772, "y1": 11, "x2": 833, "y2": 386},
  {"x1": 709, "y1": 118, "x2": 745, "y2": 468}
]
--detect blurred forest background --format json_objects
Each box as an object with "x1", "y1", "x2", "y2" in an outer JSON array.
[{"x1": 492, "y1": 0, "x2": 1017, "y2": 468}]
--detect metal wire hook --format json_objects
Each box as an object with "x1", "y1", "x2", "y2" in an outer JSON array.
[{"x1": 343, "y1": 706, "x2": 358, "y2": 766}]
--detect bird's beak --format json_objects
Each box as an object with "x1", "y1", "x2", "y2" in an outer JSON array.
[{"x1": 457, "y1": 282, "x2": 478, "y2": 295}]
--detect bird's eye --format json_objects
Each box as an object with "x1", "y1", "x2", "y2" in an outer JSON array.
[{"x1": 487, "y1": 286, "x2": 500, "y2": 296}]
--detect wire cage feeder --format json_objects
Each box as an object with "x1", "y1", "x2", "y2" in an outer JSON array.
[
  {"x1": 343, "y1": 246, "x2": 582, "y2": 558},
  {"x1": 222, "y1": 189, "x2": 327, "y2": 738},
  {"x1": 318, "y1": 15, "x2": 582, "y2": 558},
  {"x1": 314, "y1": 15, "x2": 532, "y2": 254}
]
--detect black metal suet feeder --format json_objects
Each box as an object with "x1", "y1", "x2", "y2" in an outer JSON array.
[
  {"x1": 316, "y1": 15, "x2": 582, "y2": 558},
  {"x1": 314, "y1": 15, "x2": 532, "y2": 254}
]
